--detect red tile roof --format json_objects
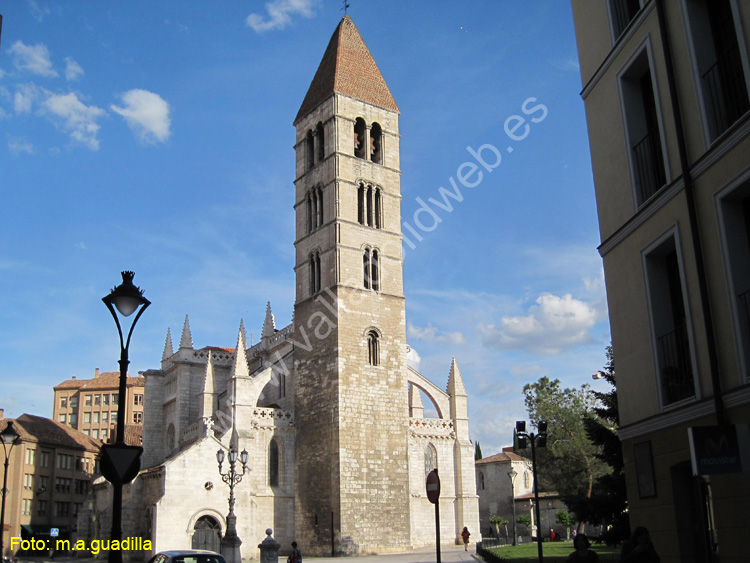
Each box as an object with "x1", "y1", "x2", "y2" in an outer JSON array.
[
  {"x1": 476, "y1": 451, "x2": 530, "y2": 464},
  {"x1": 295, "y1": 16, "x2": 399, "y2": 123},
  {"x1": 2, "y1": 414, "x2": 101, "y2": 452},
  {"x1": 54, "y1": 372, "x2": 144, "y2": 391}
]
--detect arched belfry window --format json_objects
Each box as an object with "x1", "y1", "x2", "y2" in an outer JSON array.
[
  {"x1": 316, "y1": 186, "x2": 323, "y2": 227},
  {"x1": 370, "y1": 122, "x2": 382, "y2": 164},
  {"x1": 316, "y1": 122, "x2": 325, "y2": 162},
  {"x1": 306, "y1": 193, "x2": 313, "y2": 233},
  {"x1": 367, "y1": 329, "x2": 380, "y2": 366},
  {"x1": 358, "y1": 183, "x2": 366, "y2": 225},
  {"x1": 306, "y1": 130, "x2": 314, "y2": 170},
  {"x1": 354, "y1": 118, "x2": 366, "y2": 159},
  {"x1": 357, "y1": 182, "x2": 383, "y2": 229},
  {"x1": 424, "y1": 444, "x2": 437, "y2": 477},
  {"x1": 363, "y1": 248, "x2": 371, "y2": 290},
  {"x1": 269, "y1": 439, "x2": 280, "y2": 487},
  {"x1": 371, "y1": 250, "x2": 380, "y2": 291},
  {"x1": 307, "y1": 187, "x2": 324, "y2": 233},
  {"x1": 374, "y1": 188, "x2": 382, "y2": 229},
  {"x1": 309, "y1": 251, "x2": 321, "y2": 295}
]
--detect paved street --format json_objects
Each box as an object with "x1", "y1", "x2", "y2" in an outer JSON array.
[{"x1": 15, "y1": 545, "x2": 480, "y2": 563}]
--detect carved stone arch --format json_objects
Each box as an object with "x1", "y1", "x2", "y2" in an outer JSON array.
[
  {"x1": 406, "y1": 366, "x2": 450, "y2": 419},
  {"x1": 188, "y1": 510, "x2": 224, "y2": 552},
  {"x1": 186, "y1": 509, "x2": 225, "y2": 535}
]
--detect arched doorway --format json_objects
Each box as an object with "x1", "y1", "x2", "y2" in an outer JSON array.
[{"x1": 192, "y1": 515, "x2": 221, "y2": 553}]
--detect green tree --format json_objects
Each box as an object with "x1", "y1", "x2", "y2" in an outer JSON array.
[
  {"x1": 516, "y1": 514, "x2": 531, "y2": 528},
  {"x1": 555, "y1": 509, "x2": 576, "y2": 540},
  {"x1": 522, "y1": 376, "x2": 608, "y2": 529},
  {"x1": 490, "y1": 514, "x2": 509, "y2": 538},
  {"x1": 475, "y1": 441, "x2": 483, "y2": 461},
  {"x1": 579, "y1": 346, "x2": 629, "y2": 544}
]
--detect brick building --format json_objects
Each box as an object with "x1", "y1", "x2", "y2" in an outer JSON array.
[{"x1": 0, "y1": 413, "x2": 100, "y2": 558}]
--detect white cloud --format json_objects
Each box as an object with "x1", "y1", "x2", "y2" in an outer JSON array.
[
  {"x1": 246, "y1": 0, "x2": 317, "y2": 33},
  {"x1": 40, "y1": 92, "x2": 106, "y2": 151},
  {"x1": 8, "y1": 137, "x2": 35, "y2": 156},
  {"x1": 479, "y1": 293, "x2": 598, "y2": 354},
  {"x1": 111, "y1": 89, "x2": 171, "y2": 144},
  {"x1": 10, "y1": 41, "x2": 58, "y2": 77},
  {"x1": 14, "y1": 84, "x2": 38, "y2": 114},
  {"x1": 64, "y1": 57, "x2": 84, "y2": 81},
  {"x1": 407, "y1": 322, "x2": 465, "y2": 345},
  {"x1": 26, "y1": 0, "x2": 52, "y2": 22},
  {"x1": 406, "y1": 346, "x2": 421, "y2": 371}
]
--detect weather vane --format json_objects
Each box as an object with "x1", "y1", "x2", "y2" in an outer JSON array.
[{"x1": 343, "y1": 1, "x2": 350, "y2": 15}]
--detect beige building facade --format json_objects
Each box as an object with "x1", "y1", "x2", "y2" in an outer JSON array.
[
  {"x1": 87, "y1": 16, "x2": 479, "y2": 559},
  {"x1": 53, "y1": 369, "x2": 145, "y2": 442},
  {"x1": 571, "y1": 1, "x2": 750, "y2": 562},
  {"x1": 0, "y1": 413, "x2": 100, "y2": 558}
]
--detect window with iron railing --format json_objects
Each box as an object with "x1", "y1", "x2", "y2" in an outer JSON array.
[
  {"x1": 610, "y1": 0, "x2": 642, "y2": 40},
  {"x1": 657, "y1": 322, "x2": 695, "y2": 405}
]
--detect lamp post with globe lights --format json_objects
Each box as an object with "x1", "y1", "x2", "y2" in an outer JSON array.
[
  {"x1": 1, "y1": 421, "x2": 21, "y2": 558},
  {"x1": 101, "y1": 271, "x2": 150, "y2": 563},
  {"x1": 217, "y1": 442, "x2": 249, "y2": 563},
  {"x1": 514, "y1": 420, "x2": 548, "y2": 563}
]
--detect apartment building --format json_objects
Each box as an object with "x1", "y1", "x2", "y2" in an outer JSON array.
[
  {"x1": 571, "y1": 1, "x2": 749, "y2": 562},
  {"x1": 53, "y1": 369, "x2": 145, "y2": 442},
  {"x1": 0, "y1": 413, "x2": 100, "y2": 557}
]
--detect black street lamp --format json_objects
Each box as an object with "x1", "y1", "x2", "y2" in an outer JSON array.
[
  {"x1": 514, "y1": 420, "x2": 548, "y2": 563},
  {"x1": 102, "y1": 271, "x2": 150, "y2": 563},
  {"x1": 1, "y1": 421, "x2": 21, "y2": 558},
  {"x1": 508, "y1": 467, "x2": 518, "y2": 547},
  {"x1": 217, "y1": 442, "x2": 249, "y2": 563}
]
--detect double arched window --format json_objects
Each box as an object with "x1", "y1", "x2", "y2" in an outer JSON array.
[
  {"x1": 363, "y1": 247, "x2": 380, "y2": 291},
  {"x1": 305, "y1": 122, "x2": 325, "y2": 170},
  {"x1": 306, "y1": 186, "x2": 324, "y2": 233},
  {"x1": 309, "y1": 251, "x2": 321, "y2": 295},
  {"x1": 367, "y1": 330, "x2": 380, "y2": 366},
  {"x1": 358, "y1": 183, "x2": 382, "y2": 229},
  {"x1": 353, "y1": 118, "x2": 383, "y2": 165}
]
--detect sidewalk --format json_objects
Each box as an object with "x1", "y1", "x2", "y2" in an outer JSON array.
[{"x1": 15, "y1": 544, "x2": 481, "y2": 563}]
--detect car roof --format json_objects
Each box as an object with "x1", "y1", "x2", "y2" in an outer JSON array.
[{"x1": 157, "y1": 551, "x2": 223, "y2": 557}]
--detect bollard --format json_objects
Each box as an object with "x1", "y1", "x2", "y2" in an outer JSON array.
[{"x1": 258, "y1": 529, "x2": 281, "y2": 563}]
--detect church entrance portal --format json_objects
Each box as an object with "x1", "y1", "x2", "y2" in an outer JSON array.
[{"x1": 192, "y1": 515, "x2": 221, "y2": 553}]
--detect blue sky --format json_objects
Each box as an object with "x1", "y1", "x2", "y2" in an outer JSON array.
[{"x1": 0, "y1": 0, "x2": 610, "y2": 455}]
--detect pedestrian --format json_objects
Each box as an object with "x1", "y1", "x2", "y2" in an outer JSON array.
[
  {"x1": 287, "y1": 542, "x2": 301, "y2": 563},
  {"x1": 550, "y1": 529, "x2": 556, "y2": 542},
  {"x1": 461, "y1": 527, "x2": 471, "y2": 551},
  {"x1": 620, "y1": 527, "x2": 660, "y2": 562},
  {"x1": 566, "y1": 534, "x2": 599, "y2": 563}
]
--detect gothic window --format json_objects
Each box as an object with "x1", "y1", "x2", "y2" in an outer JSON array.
[
  {"x1": 309, "y1": 252, "x2": 321, "y2": 295},
  {"x1": 370, "y1": 122, "x2": 382, "y2": 164},
  {"x1": 316, "y1": 122, "x2": 325, "y2": 162},
  {"x1": 424, "y1": 444, "x2": 437, "y2": 477},
  {"x1": 367, "y1": 330, "x2": 380, "y2": 366},
  {"x1": 374, "y1": 188, "x2": 382, "y2": 229},
  {"x1": 479, "y1": 472, "x2": 485, "y2": 490},
  {"x1": 358, "y1": 183, "x2": 365, "y2": 225},
  {"x1": 363, "y1": 248, "x2": 371, "y2": 290},
  {"x1": 354, "y1": 118, "x2": 366, "y2": 159},
  {"x1": 306, "y1": 130, "x2": 314, "y2": 170},
  {"x1": 269, "y1": 439, "x2": 280, "y2": 487},
  {"x1": 306, "y1": 193, "x2": 313, "y2": 233},
  {"x1": 371, "y1": 250, "x2": 380, "y2": 291}
]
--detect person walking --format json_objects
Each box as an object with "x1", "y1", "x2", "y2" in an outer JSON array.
[{"x1": 461, "y1": 527, "x2": 471, "y2": 551}]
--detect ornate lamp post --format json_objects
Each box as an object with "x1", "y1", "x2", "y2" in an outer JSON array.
[
  {"x1": 1, "y1": 421, "x2": 21, "y2": 558},
  {"x1": 514, "y1": 420, "x2": 548, "y2": 563},
  {"x1": 217, "y1": 442, "x2": 249, "y2": 563},
  {"x1": 102, "y1": 271, "x2": 150, "y2": 563},
  {"x1": 508, "y1": 467, "x2": 518, "y2": 547}
]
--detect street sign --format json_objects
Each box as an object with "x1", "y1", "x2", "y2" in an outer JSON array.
[
  {"x1": 426, "y1": 469, "x2": 440, "y2": 504},
  {"x1": 100, "y1": 443, "x2": 143, "y2": 485},
  {"x1": 688, "y1": 425, "x2": 748, "y2": 475},
  {"x1": 50, "y1": 528, "x2": 59, "y2": 537}
]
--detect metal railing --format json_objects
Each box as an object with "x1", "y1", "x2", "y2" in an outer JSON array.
[
  {"x1": 702, "y1": 44, "x2": 750, "y2": 138},
  {"x1": 612, "y1": 0, "x2": 641, "y2": 39},
  {"x1": 657, "y1": 322, "x2": 694, "y2": 405},
  {"x1": 632, "y1": 126, "x2": 666, "y2": 204}
]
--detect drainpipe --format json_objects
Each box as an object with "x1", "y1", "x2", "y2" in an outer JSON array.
[{"x1": 654, "y1": 0, "x2": 725, "y2": 425}]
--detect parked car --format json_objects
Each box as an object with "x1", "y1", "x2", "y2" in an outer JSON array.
[{"x1": 148, "y1": 550, "x2": 226, "y2": 563}]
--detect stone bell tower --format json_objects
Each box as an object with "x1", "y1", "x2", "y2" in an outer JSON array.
[{"x1": 292, "y1": 16, "x2": 411, "y2": 555}]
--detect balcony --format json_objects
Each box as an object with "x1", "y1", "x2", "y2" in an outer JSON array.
[
  {"x1": 657, "y1": 322, "x2": 694, "y2": 405},
  {"x1": 633, "y1": 127, "x2": 666, "y2": 204},
  {"x1": 702, "y1": 44, "x2": 750, "y2": 139}
]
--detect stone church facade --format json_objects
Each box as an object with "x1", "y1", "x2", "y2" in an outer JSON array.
[{"x1": 88, "y1": 16, "x2": 479, "y2": 558}]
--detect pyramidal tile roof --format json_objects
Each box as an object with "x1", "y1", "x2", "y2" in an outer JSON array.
[{"x1": 295, "y1": 16, "x2": 399, "y2": 123}]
